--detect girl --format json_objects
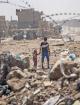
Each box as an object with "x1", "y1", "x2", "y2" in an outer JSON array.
[{"x1": 33, "y1": 49, "x2": 38, "y2": 69}]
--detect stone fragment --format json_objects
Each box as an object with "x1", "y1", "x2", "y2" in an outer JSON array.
[{"x1": 49, "y1": 60, "x2": 77, "y2": 80}]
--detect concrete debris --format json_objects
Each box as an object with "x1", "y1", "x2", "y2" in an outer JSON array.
[
  {"x1": 49, "y1": 60, "x2": 78, "y2": 80},
  {"x1": 7, "y1": 70, "x2": 26, "y2": 91},
  {"x1": 6, "y1": 70, "x2": 27, "y2": 80},
  {"x1": 33, "y1": 88, "x2": 41, "y2": 95},
  {"x1": 73, "y1": 100, "x2": 80, "y2": 105},
  {"x1": 0, "y1": 52, "x2": 30, "y2": 70},
  {"x1": 74, "y1": 93, "x2": 80, "y2": 99},
  {"x1": 0, "y1": 101, "x2": 6, "y2": 105},
  {"x1": 43, "y1": 95, "x2": 60, "y2": 105},
  {"x1": 65, "y1": 96, "x2": 74, "y2": 105},
  {"x1": 43, "y1": 81, "x2": 52, "y2": 87},
  {"x1": 7, "y1": 78, "x2": 26, "y2": 91},
  {"x1": 1, "y1": 40, "x2": 80, "y2": 104},
  {"x1": 7, "y1": 97, "x2": 17, "y2": 105}
]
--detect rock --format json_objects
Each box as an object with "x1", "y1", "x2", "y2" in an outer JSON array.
[
  {"x1": 11, "y1": 66, "x2": 22, "y2": 71},
  {"x1": 22, "y1": 57, "x2": 30, "y2": 69},
  {"x1": 43, "y1": 95, "x2": 60, "y2": 105},
  {"x1": 7, "y1": 70, "x2": 26, "y2": 91},
  {"x1": 73, "y1": 100, "x2": 80, "y2": 105},
  {"x1": 65, "y1": 96, "x2": 74, "y2": 105},
  {"x1": 6, "y1": 70, "x2": 27, "y2": 80},
  {"x1": 43, "y1": 81, "x2": 52, "y2": 87},
  {"x1": 7, "y1": 97, "x2": 17, "y2": 105},
  {"x1": 76, "y1": 79, "x2": 80, "y2": 91},
  {"x1": 23, "y1": 69, "x2": 28, "y2": 74},
  {"x1": 49, "y1": 60, "x2": 78, "y2": 80},
  {"x1": 0, "y1": 101, "x2": 6, "y2": 105},
  {"x1": 7, "y1": 78, "x2": 26, "y2": 91},
  {"x1": 33, "y1": 88, "x2": 41, "y2": 95},
  {"x1": 22, "y1": 96, "x2": 28, "y2": 105},
  {"x1": 22, "y1": 96, "x2": 33, "y2": 105},
  {"x1": 74, "y1": 93, "x2": 80, "y2": 99}
]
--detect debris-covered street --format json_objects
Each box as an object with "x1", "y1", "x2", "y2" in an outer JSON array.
[
  {"x1": 0, "y1": 38, "x2": 80, "y2": 105},
  {"x1": 0, "y1": 0, "x2": 80, "y2": 105}
]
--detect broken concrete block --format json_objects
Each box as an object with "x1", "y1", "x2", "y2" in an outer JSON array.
[
  {"x1": 43, "y1": 81, "x2": 52, "y2": 87},
  {"x1": 7, "y1": 70, "x2": 26, "y2": 91},
  {"x1": 49, "y1": 60, "x2": 78, "y2": 80},
  {"x1": 43, "y1": 95, "x2": 60, "y2": 105},
  {"x1": 6, "y1": 70, "x2": 27, "y2": 80},
  {"x1": 7, "y1": 78, "x2": 26, "y2": 91},
  {"x1": 74, "y1": 93, "x2": 80, "y2": 99},
  {"x1": 0, "y1": 101, "x2": 6, "y2": 105},
  {"x1": 73, "y1": 100, "x2": 80, "y2": 105}
]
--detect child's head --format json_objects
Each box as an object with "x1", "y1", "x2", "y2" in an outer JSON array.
[
  {"x1": 34, "y1": 49, "x2": 37, "y2": 53},
  {"x1": 44, "y1": 37, "x2": 47, "y2": 41}
]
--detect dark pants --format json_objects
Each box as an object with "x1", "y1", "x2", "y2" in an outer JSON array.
[{"x1": 42, "y1": 52, "x2": 49, "y2": 68}]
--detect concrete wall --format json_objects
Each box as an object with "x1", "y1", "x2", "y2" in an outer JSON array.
[
  {"x1": 16, "y1": 9, "x2": 42, "y2": 29},
  {"x1": 0, "y1": 16, "x2": 7, "y2": 37}
]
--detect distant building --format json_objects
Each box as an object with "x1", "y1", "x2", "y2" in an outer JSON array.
[
  {"x1": 16, "y1": 9, "x2": 42, "y2": 29},
  {"x1": 9, "y1": 20, "x2": 18, "y2": 29},
  {"x1": 0, "y1": 16, "x2": 6, "y2": 37},
  {"x1": 8, "y1": 20, "x2": 18, "y2": 36},
  {"x1": 62, "y1": 19, "x2": 80, "y2": 34},
  {"x1": 16, "y1": 9, "x2": 59, "y2": 39}
]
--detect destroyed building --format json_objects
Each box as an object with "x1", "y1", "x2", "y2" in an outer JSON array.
[
  {"x1": 8, "y1": 20, "x2": 18, "y2": 36},
  {"x1": 16, "y1": 9, "x2": 42, "y2": 29},
  {"x1": 0, "y1": 16, "x2": 7, "y2": 38},
  {"x1": 16, "y1": 9, "x2": 43, "y2": 39},
  {"x1": 15, "y1": 9, "x2": 55, "y2": 39}
]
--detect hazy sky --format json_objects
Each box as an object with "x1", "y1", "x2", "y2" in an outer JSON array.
[{"x1": 0, "y1": 0, "x2": 80, "y2": 20}]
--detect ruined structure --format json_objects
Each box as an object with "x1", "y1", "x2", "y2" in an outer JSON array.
[
  {"x1": 0, "y1": 16, "x2": 7, "y2": 38},
  {"x1": 16, "y1": 9, "x2": 42, "y2": 29}
]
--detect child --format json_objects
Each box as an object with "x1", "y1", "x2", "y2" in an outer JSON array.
[{"x1": 33, "y1": 49, "x2": 38, "y2": 69}]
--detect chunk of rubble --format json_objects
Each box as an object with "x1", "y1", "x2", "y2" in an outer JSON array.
[
  {"x1": 73, "y1": 100, "x2": 80, "y2": 105},
  {"x1": 49, "y1": 60, "x2": 78, "y2": 80},
  {"x1": 0, "y1": 101, "x2": 6, "y2": 105},
  {"x1": 43, "y1": 95, "x2": 60, "y2": 105},
  {"x1": 6, "y1": 70, "x2": 27, "y2": 91},
  {"x1": 43, "y1": 81, "x2": 52, "y2": 87},
  {"x1": 6, "y1": 69, "x2": 27, "y2": 80},
  {"x1": 7, "y1": 78, "x2": 26, "y2": 92}
]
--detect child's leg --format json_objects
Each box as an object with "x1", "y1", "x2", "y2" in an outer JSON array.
[{"x1": 34, "y1": 58, "x2": 37, "y2": 69}]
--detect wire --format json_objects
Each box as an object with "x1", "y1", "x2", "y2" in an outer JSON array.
[
  {"x1": 0, "y1": 0, "x2": 30, "y2": 8},
  {"x1": 50, "y1": 13, "x2": 80, "y2": 16},
  {"x1": 0, "y1": 0, "x2": 80, "y2": 27}
]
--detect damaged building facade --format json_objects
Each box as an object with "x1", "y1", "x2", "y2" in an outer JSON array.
[
  {"x1": 16, "y1": 9, "x2": 42, "y2": 29},
  {"x1": 16, "y1": 9, "x2": 43, "y2": 39},
  {"x1": 14, "y1": 9, "x2": 55, "y2": 39},
  {"x1": 0, "y1": 16, "x2": 7, "y2": 38}
]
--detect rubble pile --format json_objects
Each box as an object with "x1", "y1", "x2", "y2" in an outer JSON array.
[
  {"x1": 0, "y1": 57, "x2": 80, "y2": 105},
  {"x1": 0, "y1": 51, "x2": 30, "y2": 69},
  {"x1": 0, "y1": 41, "x2": 80, "y2": 105}
]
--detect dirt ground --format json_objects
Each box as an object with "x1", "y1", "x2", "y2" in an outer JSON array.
[{"x1": 1, "y1": 38, "x2": 80, "y2": 67}]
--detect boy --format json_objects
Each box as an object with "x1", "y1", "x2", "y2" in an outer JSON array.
[{"x1": 40, "y1": 37, "x2": 50, "y2": 69}]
